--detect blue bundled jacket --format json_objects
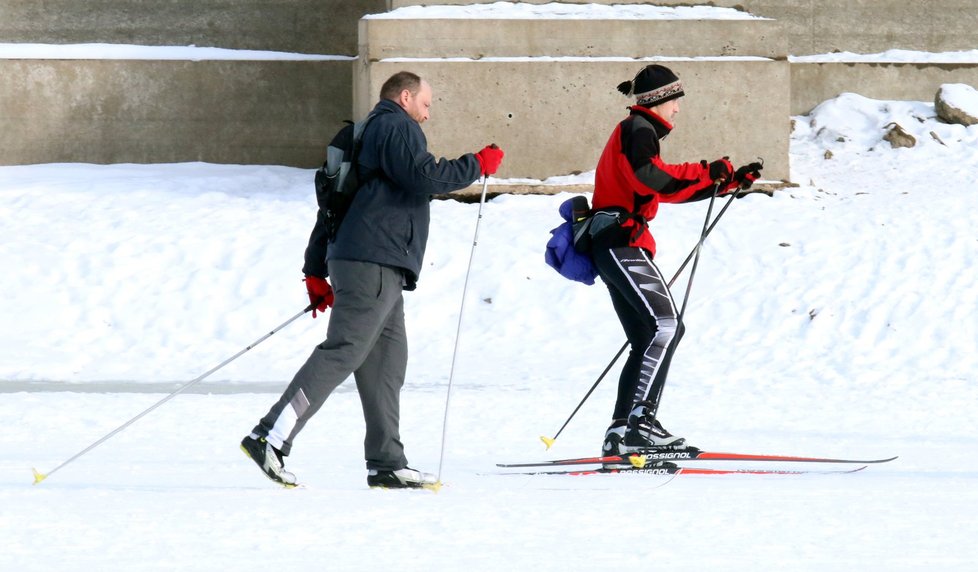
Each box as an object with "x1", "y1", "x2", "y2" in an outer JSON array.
[
  {"x1": 304, "y1": 98, "x2": 482, "y2": 290},
  {"x1": 545, "y1": 197, "x2": 598, "y2": 285}
]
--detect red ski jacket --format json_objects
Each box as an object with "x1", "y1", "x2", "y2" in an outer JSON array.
[{"x1": 592, "y1": 106, "x2": 717, "y2": 255}]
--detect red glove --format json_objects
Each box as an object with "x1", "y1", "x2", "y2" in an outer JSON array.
[
  {"x1": 304, "y1": 275, "x2": 334, "y2": 318},
  {"x1": 475, "y1": 144, "x2": 504, "y2": 175}
]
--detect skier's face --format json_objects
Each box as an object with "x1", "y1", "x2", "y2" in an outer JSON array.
[
  {"x1": 401, "y1": 81, "x2": 432, "y2": 124},
  {"x1": 653, "y1": 98, "x2": 681, "y2": 123}
]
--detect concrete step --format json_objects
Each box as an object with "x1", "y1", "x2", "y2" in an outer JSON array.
[
  {"x1": 0, "y1": 0, "x2": 385, "y2": 55},
  {"x1": 0, "y1": 0, "x2": 379, "y2": 167},
  {"x1": 390, "y1": 0, "x2": 978, "y2": 55},
  {"x1": 356, "y1": 3, "x2": 790, "y2": 180},
  {"x1": 362, "y1": 3, "x2": 783, "y2": 60},
  {"x1": 0, "y1": 48, "x2": 353, "y2": 167}
]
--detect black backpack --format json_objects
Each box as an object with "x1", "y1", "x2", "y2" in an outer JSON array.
[{"x1": 313, "y1": 114, "x2": 375, "y2": 240}]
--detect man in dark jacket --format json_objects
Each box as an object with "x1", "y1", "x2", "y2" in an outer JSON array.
[{"x1": 241, "y1": 71, "x2": 504, "y2": 489}]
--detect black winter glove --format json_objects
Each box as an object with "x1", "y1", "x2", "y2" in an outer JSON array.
[
  {"x1": 733, "y1": 162, "x2": 764, "y2": 190},
  {"x1": 706, "y1": 158, "x2": 734, "y2": 183}
]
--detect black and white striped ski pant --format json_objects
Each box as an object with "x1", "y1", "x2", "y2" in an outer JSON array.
[{"x1": 593, "y1": 246, "x2": 685, "y2": 421}]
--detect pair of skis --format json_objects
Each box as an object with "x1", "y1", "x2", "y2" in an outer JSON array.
[{"x1": 496, "y1": 448, "x2": 898, "y2": 476}]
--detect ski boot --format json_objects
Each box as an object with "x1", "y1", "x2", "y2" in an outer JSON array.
[
  {"x1": 240, "y1": 434, "x2": 298, "y2": 487},
  {"x1": 367, "y1": 467, "x2": 439, "y2": 490},
  {"x1": 624, "y1": 402, "x2": 687, "y2": 451}
]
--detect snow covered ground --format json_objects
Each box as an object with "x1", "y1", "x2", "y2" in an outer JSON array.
[{"x1": 2, "y1": 93, "x2": 977, "y2": 570}]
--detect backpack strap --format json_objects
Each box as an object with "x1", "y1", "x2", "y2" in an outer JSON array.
[{"x1": 350, "y1": 112, "x2": 380, "y2": 187}]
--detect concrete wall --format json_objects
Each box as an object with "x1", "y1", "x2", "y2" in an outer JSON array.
[
  {"x1": 45, "y1": 0, "x2": 944, "y2": 59},
  {"x1": 0, "y1": 0, "x2": 370, "y2": 168},
  {"x1": 358, "y1": 11, "x2": 789, "y2": 180},
  {"x1": 0, "y1": 0, "x2": 386, "y2": 55},
  {"x1": 360, "y1": 17, "x2": 783, "y2": 59},
  {"x1": 747, "y1": 0, "x2": 978, "y2": 55},
  {"x1": 0, "y1": 59, "x2": 352, "y2": 166},
  {"x1": 3, "y1": 0, "x2": 978, "y2": 178},
  {"x1": 356, "y1": 59, "x2": 790, "y2": 181},
  {"x1": 390, "y1": 0, "x2": 978, "y2": 55},
  {"x1": 792, "y1": 62, "x2": 978, "y2": 116}
]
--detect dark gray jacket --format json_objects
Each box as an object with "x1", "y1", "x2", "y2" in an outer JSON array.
[{"x1": 303, "y1": 99, "x2": 481, "y2": 290}]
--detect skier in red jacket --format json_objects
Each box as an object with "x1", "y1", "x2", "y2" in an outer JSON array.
[{"x1": 590, "y1": 64, "x2": 761, "y2": 457}]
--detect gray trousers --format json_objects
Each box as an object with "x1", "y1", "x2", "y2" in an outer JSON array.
[{"x1": 253, "y1": 259, "x2": 409, "y2": 471}]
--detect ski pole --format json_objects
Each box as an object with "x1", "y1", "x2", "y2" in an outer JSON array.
[
  {"x1": 540, "y1": 188, "x2": 737, "y2": 450},
  {"x1": 647, "y1": 162, "x2": 762, "y2": 420},
  {"x1": 32, "y1": 303, "x2": 314, "y2": 485},
  {"x1": 539, "y1": 342, "x2": 628, "y2": 450},
  {"x1": 646, "y1": 180, "x2": 724, "y2": 421},
  {"x1": 679, "y1": 181, "x2": 724, "y2": 330},
  {"x1": 435, "y1": 175, "x2": 491, "y2": 489}
]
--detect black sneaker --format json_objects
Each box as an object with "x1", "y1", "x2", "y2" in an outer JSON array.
[
  {"x1": 367, "y1": 467, "x2": 438, "y2": 490},
  {"x1": 240, "y1": 434, "x2": 298, "y2": 487},
  {"x1": 624, "y1": 403, "x2": 687, "y2": 450}
]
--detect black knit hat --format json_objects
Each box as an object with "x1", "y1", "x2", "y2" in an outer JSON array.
[{"x1": 617, "y1": 64, "x2": 685, "y2": 107}]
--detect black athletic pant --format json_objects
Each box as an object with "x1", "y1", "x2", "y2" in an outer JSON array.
[{"x1": 592, "y1": 246, "x2": 685, "y2": 421}]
